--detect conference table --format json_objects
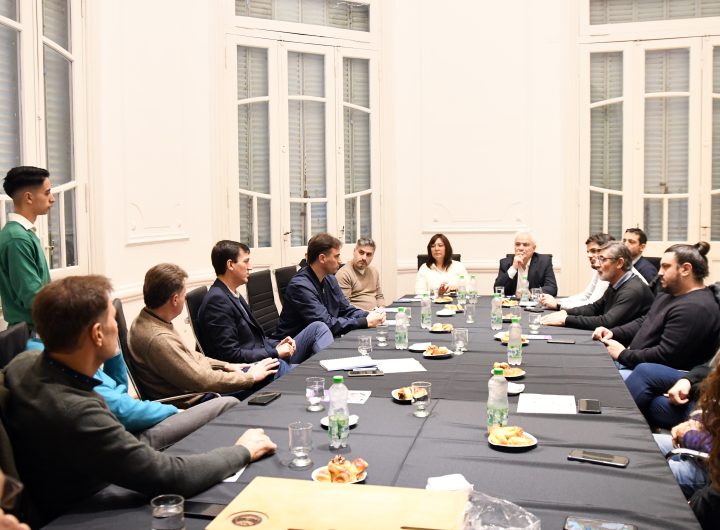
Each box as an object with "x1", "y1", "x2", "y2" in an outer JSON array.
[{"x1": 46, "y1": 296, "x2": 702, "y2": 529}]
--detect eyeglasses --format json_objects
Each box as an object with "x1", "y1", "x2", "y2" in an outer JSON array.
[
  {"x1": 595, "y1": 255, "x2": 617, "y2": 264},
  {"x1": 1, "y1": 474, "x2": 24, "y2": 510}
]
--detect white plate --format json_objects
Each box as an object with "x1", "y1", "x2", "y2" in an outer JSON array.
[
  {"x1": 490, "y1": 368, "x2": 526, "y2": 380},
  {"x1": 507, "y1": 382, "x2": 525, "y2": 395},
  {"x1": 519, "y1": 301, "x2": 538, "y2": 307},
  {"x1": 488, "y1": 431, "x2": 538, "y2": 451},
  {"x1": 423, "y1": 348, "x2": 452, "y2": 359},
  {"x1": 320, "y1": 414, "x2": 359, "y2": 429},
  {"x1": 409, "y1": 342, "x2": 432, "y2": 352},
  {"x1": 436, "y1": 309, "x2": 456, "y2": 316},
  {"x1": 311, "y1": 466, "x2": 367, "y2": 483}
]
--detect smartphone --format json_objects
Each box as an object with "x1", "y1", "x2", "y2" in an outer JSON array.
[
  {"x1": 578, "y1": 398, "x2": 602, "y2": 414},
  {"x1": 247, "y1": 391, "x2": 281, "y2": 406},
  {"x1": 567, "y1": 449, "x2": 629, "y2": 468},
  {"x1": 525, "y1": 306, "x2": 545, "y2": 313},
  {"x1": 564, "y1": 515, "x2": 638, "y2": 530},
  {"x1": 347, "y1": 368, "x2": 384, "y2": 377},
  {"x1": 548, "y1": 339, "x2": 576, "y2": 344},
  {"x1": 184, "y1": 501, "x2": 226, "y2": 520}
]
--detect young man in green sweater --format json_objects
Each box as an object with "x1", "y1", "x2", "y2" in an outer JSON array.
[{"x1": 0, "y1": 166, "x2": 54, "y2": 328}]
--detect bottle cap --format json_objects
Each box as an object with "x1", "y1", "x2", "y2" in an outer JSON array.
[
  {"x1": 397, "y1": 307, "x2": 406, "y2": 313},
  {"x1": 511, "y1": 315, "x2": 520, "y2": 324},
  {"x1": 493, "y1": 368, "x2": 504, "y2": 376},
  {"x1": 422, "y1": 292, "x2": 429, "y2": 298},
  {"x1": 492, "y1": 293, "x2": 500, "y2": 298},
  {"x1": 333, "y1": 375, "x2": 344, "y2": 384}
]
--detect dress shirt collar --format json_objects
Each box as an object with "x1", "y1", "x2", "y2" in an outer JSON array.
[
  {"x1": 7, "y1": 212, "x2": 36, "y2": 232},
  {"x1": 44, "y1": 352, "x2": 102, "y2": 390},
  {"x1": 612, "y1": 271, "x2": 634, "y2": 290},
  {"x1": 632, "y1": 255, "x2": 641, "y2": 265},
  {"x1": 222, "y1": 282, "x2": 241, "y2": 299}
]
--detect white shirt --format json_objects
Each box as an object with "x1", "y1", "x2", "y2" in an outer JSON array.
[
  {"x1": 414, "y1": 260, "x2": 468, "y2": 295},
  {"x1": 7, "y1": 212, "x2": 36, "y2": 232},
  {"x1": 559, "y1": 270, "x2": 608, "y2": 309}
]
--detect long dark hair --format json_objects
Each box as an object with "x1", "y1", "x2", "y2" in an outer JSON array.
[
  {"x1": 699, "y1": 361, "x2": 720, "y2": 487},
  {"x1": 425, "y1": 234, "x2": 453, "y2": 269}
]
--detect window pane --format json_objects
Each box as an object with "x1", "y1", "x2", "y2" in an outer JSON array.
[
  {"x1": 590, "y1": 52, "x2": 622, "y2": 103},
  {"x1": 668, "y1": 198, "x2": 688, "y2": 240},
  {"x1": 359, "y1": 193, "x2": 371, "y2": 239},
  {"x1": 239, "y1": 194, "x2": 254, "y2": 246},
  {"x1": 288, "y1": 52, "x2": 324, "y2": 97},
  {"x1": 344, "y1": 108, "x2": 370, "y2": 193},
  {"x1": 712, "y1": 195, "x2": 720, "y2": 241},
  {"x1": 288, "y1": 100, "x2": 326, "y2": 198},
  {"x1": 590, "y1": 0, "x2": 720, "y2": 24},
  {"x1": 47, "y1": 194, "x2": 61, "y2": 269},
  {"x1": 644, "y1": 198, "x2": 663, "y2": 240},
  {"x1": 328, "y1": 1, "x2": 369, "y2": 31},
  {"x1": 257, "y1": 197, "x2": 271, "y2": 247},
  {"x1": 590, "y1": 103, "x2": 623, "y2": 190},
  {"x1": 0, "y1": 0, "x2": 17, "y2": 20},
  {"x1": 0, "y1": 24, "x2": 20, "y2": 177},
  {"x1": 44, "y1": 45, "x2": 73, "y2": 186},
  {"x1": 343, "y1": 57, "x2": 369, "y2": 107},
  {"x1": 590, "y1": 191, "x2": 604, "y2": 234},
  {"x1": 310, "y1": 202, "x2": 326, "y2": 236},
  {"x1": 608, "y1": 194, "x2": 622, "y2": 240},
  {"x1": 290, "y1": 202, "x2": 306, "y2": 246},
  {"x1": 238, "y1": 102, "x2": 269, "y2": 193},
  {"x1": 236, "y1": 0, "x2": 272, "y2": 18},
  {"x1": 645, "y1": 49, "x2": 689, "y2": 93},
  {"x1": 345, "y1": 197, "x2": 356, "y2": 244},
  {"x1": 42, "y1": 0, "x2": 69, "y2": 50},
  {"x1": 47, "y1": 191, "x2": 77, "y2": 268},
  {"x1": 713, "y1": 98, "x2": 720, "y2": 190},
  {"x1": 60, "y1": 189, "x2": 77, "y2": 266},
  {"x1": 237, "y1": 46, "x2": 268, "y2": 100},
  {"x1": 714, "y1": 47, "x2": 720, "y2": 94},
  {"x1": 236, "y1": 0, "x2": 369, "y2": 32},
  {"x1": 644, "y1": 98, "x2": 688, "y2": 194}
]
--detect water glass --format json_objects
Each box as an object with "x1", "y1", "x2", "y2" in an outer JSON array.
[
  {"x1": 457, "y1": 292, "x2": 468, "y2": 306},
  {"x1": 530, "y1": 287, "x2": 543, "y2": 304},
  {"x1": 411, "y1": 381, "x2": 431, "y2": 418},
  {"x1": 305, "y1": 377, "x2": 325, "y2": 412},
  {"x1": 529, "y1": 314, "x2": 542, "y2": 334},
  {"x1": 452, "y1": 327, "x2": 469, "y2": 355},
  {"x1": 494, "y1": 286, "x2": 505, "y2": 297},
  {"x1": 376, "y1": 324, "x2": 388, "y2": 347},
  {"x1": 465, "y1": 302, "x2": 476, "y2": 324},
  {"x1": 509, "y1": 305, "x2": 522, "y2": 322},
  {"x1": 288, "y1": 421, "x2": 313, "y2": 469},
  {"x1": 405, "y1": 307, "x2": 412, "y2": 320},
  {"x1": 357, "y1": 335, "x2": 373, "y2": 356},
  {"x1": 151, "y1": 494, "x2": 185, "y2": 530}
]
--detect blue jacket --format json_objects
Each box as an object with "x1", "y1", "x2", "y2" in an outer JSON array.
[
  {"x1": 275, "y1": 266, "x2": 368, "y2": 338},
  {"x1": 634, "y1": 256, "x2": 658, "y2": 283}
]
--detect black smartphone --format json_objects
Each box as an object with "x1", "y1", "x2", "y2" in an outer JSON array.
[
  {"x1": 578, "y1": 398, "x2": 602, "y2": 414},
  {"x1": 247, "y1": 391, "x2": 281, "y2": 405},
  {"x1": 548, "y1": 339, "x2": 576, "y2": 344},
  {"x1": 347, "y1": 368, "x2": 384, "y2": 377},
  {"x1": 525, "y1": 306, "x2": 545, "y2": 313},
  {"x1": 567, "y1": 449, "x2": 629, "y2": 468},
  {"x1": 184, "y1": 501, "x2": 226, "y2": 520},
  {"x1": 564, "y1": 515, "x2": 638, "y2": 530}
]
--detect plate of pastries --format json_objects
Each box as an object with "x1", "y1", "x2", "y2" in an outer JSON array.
[
  {"x1": 423, "y1": 345, "x2": 452, "y2": 359},
  {"x1": 312, "y1": 455, "x2": 368, "y2": 483},
  {"x1": 430, "y1": 323, "x2": 454, "y2": 333},
  {"x1": 488, "y1": 425, "x2": 537, "y2": 451},
  {"x1": 491, "y1": 362, "x2": 526, "y2": 379}
]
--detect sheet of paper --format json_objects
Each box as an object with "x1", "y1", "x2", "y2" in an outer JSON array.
[
  {"x1": 223, "y1": 466, "x2": 246, "y2": 482},
  {"x1": 385, "y1": 319, "x2": 396, "y2": 326},
  {"x1": 394, "y1": 298, "x2": 417, "y2": 303},
  {"x1": 347, "y1": 390, "x2": 371, "y2": 404},
  {"x1": 383, "y1": 307, "x2": 399, "y2": 313},
  {"x1": 517, "y1": 393, "x2": 577, "y2": 414},
  {"x1": 526, "y1": 334, "x2": 552, "y2": 340},
  {"x1": 373, "y1": 358, "x2": 427, "y2": 374},
  {"x1": 319, "y1": 356, "x2": 377, "y2": 371}
]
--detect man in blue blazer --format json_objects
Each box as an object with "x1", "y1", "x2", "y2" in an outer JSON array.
[
  {"x1": 198, "y1": 241, "x2": 333, "y2": 370},
  {"x1": 623, "y1": 227, "x2": 658, "y2": 283},
  {"x1": 493, "y1": 231, "x2": 558, "y2": 297}
]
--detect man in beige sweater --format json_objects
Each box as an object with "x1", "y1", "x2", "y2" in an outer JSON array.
[
  {"x1": 336, "y1": 238, "x2": 386, "y2": 311},
  {"x1": 129, "y1": 263, "x2": 278, "y2": 405}
]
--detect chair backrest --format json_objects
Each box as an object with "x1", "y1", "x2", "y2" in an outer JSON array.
[
  {"x1": 417, "y1": 254, "x2": 462, "y2": 270},
  {"x1": 112, "y1": 298, "x2": 147, "y2": 400},
  {"x1": 0, "y1": 322, "x2": 30, "y2": 369},
  {"x1": 0, "y1": 370, "x2": 19, "y2": 482},
  {"x1": 185, "y1": 285, "x2": 208, "y2": 353},
  {"x1": 645, "y1": 256, "x2": 661, "y2": 270},
  {"x1": 274, "y1": 265, "x2": 298, "y2": 305},
  {"x1": 246, "y1": 269, "x2": 279, "y2": 336}
]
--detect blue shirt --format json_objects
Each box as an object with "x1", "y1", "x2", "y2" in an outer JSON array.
[{"x1": 275, "y1": 266, "x2": 368, "y2": 338}]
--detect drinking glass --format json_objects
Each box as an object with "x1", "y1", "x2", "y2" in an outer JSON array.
[
  {"x1": 376, "y1": 324, "x2": 388, "y2": 347},
  {"x1": 530, "y1": 287, "x2": 543, "y2": 304},
  {"x1": 305, "y1": 377, "x2": 325, "y2": 412},
  {"x1": 288, "y1": 421, "x2": 313, "y2": 469},
  {"x1": 509, "y1": 305, "x2": 522, "y2": 322},
  {"x1": 151, "y1": 494, "x2": 185, "y2": 530},
  {"x1": 494, "y1": 286, "x2": 505, "y2": 297},
  {"x1": 357, "y1": 335, "x2": 373, "y2": 356},
  {"x1": 452, "y1": 328, "x2": 469, "y2": 355},
  {"x1": 465, "y1": 302, "x2": 476, "y2": 324},
  {"x1": 411, "y1": 381, "x2": 431, "y2": 418},
  {"x1": 529, "y1": 314, "x2": 542, "y2": 334},
  {"x1": 405, "y1": 307, "x2": 412, "y2": 320},
  {"x1": 456, "y1": 291, "x2": 468, "y2": 306}
]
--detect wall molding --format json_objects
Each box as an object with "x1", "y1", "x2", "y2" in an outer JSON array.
[
  {"x1": 420, "y1": 224, "x2": 528, "y2": 235},
  {"x1": 397, "y1": 258, "x2": 563, "y2": 274}
]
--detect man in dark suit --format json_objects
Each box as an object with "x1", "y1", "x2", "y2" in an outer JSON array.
[
  {"x1": 198, "y1": 241, "x2": 333, "y2": 370},
  {"x1": 623, "y1": 227, "x2": 657, "y2": 283},
  {"x1": 493, "y1": 231, "x2": 557, "y2": 297}
]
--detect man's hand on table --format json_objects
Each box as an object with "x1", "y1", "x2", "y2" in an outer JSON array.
[
  {"x1": 540, "y1": 310, "x2": 567, "y2": 326},
  {"x1": 601, "y1": 338, "x2": 625, "y2": 360},
  {"x1": 246, "y1": 358, "x2": 279, "y2": 382},
  {"x1": 592, "y1": 326, "x2": 613, "y2": 341},
  {"x1": 366, "y1": 310, "x2": 386, "y2": 328},
  {"x1": 236, "y1": 428, "x2": 277, "y2": 461}
]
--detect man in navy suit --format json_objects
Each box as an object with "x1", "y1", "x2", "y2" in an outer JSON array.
[
  {"x1": 493, "y1": 231, "x2": 557, "y2": 297},
  {"x1": 198, "y1": 241, "x2": 333, "y2": 371},
  {"x1": 623, "y1": 227, "x2": 658, "y2": 283}
]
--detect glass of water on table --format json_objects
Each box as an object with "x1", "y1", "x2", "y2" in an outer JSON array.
[
  {"x1": 151, "y1": 494, "x2": 185, "y2": 530},
  {"x1": 376, "y1": 323, "x2": 388, "y2": 347},
  {"x1": 411, "y1": 381, "x2": 431, "y2": 418}
]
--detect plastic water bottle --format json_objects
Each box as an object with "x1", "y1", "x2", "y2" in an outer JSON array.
[
  {"x1": 457, "y1": 275, "x2": 467, "y2": 305},
  {"x1": 518, "y1": 274, "x2": 530, "y2": 302},
  {"x1": 328, "y1": 375, "x2": 349, "y2": 449},
  {"x1": 468, "y1": 274, "x2": 478, "y2": 300},
  {"x1": 487, "y1": 368, "x2": 509, "y2": 430},
  {"x1": 507, "y1": 315, "x2": 523, "y2": 365},
  {"x1": 420, "y1": 293, "x2": 432, "y2": 330},
  {"x1": 490, "y1": 293, "x2": 503, "y2": 331},
  {"x1": 395, "y1": 307, "x2": 409, "y2": 349}
]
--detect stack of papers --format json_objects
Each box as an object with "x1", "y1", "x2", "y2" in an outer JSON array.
[
  {"x1": 517, "y1": 393, "x2": 577, "y2": 414},
  {"x1": 374, "y1": 358, "x2": 427, "y2": 374},
  {"x1": 319, "y1": 356, "x2": 378, "y2": 371}
]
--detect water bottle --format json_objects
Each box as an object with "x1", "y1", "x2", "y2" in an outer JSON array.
[
  {"x1": 490, "y1": 293, "x2": 503, "y2": 331},
  {"x1": 507, "y1": 315, "x2": 523, "y2": 365},
  {"x1": 468, "y1": 274, "x2": 478, "y2": 301},
  {"x1": 420, "y1": 293, "x2": 432, "y2": 330},
  {"x1": 518, "y1": 274, "x2": 530, "y2": 302},
  {"x1": 395, "y1": 307, "x2": 409, "y2": 349},
  {"x1": 328, "y1": 375, "x2": 349, "y2": 449},
  {"x1": 487, "y1": 368, "x2": 509, "y2": 430},
  {"x1": 457, "y1": 275, "x2": 467, "y2": 305}
]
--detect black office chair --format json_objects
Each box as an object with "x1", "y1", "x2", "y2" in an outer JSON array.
[
  {"x1": 0, "y1": 322, "x2": 30, "y2": 369},
  {"x1": 645, "y1": 256, "x2": 661, "y2": 270},
  {"x1": 417, "y1": 253, "x2": 461, "y2": 270},
  {"x1": 247, "y1": 269, "x2": 280, "y2": 336},
  {"x1": 185, "y1": 285, "x2": 209, "y2": 353},
  {"x1": 274, "y1": 265, "x2": 298, "y2": 305}
]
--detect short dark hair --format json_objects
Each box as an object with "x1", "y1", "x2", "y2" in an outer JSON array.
[
  {"x1": 33, "y1": 275, "x2": 112, "y2": 353},
  {"x1": 425, "y1": 234, "x2": 453, "y2": 269},
  {"x1": 586, "y1": 233, "x2": 615, "y2": 246},
  {"x1": 665, "y1": 242, "x2": 711, "y2": 281},
  {"x1": 356, "y1": 237, "x2": 376, "y2": 249},
  {"x1": 600, "y1": 241, "x2": 633, "y2": 272},
  {"x1": 307, "y1": 233, "x2": 342, "y2": 264},
  {"x1": 143, "y1": 263, "x2": 188, "y2": 309},
  {"x1": 624, "y1": 227, "x2": 647, "y2": 245},
  {"x1": 3, "y1": 166, "x2": 50, "y2": 198},
  {"x1": 211, "y1": 240, "x2": 250, "y2": 275}
]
